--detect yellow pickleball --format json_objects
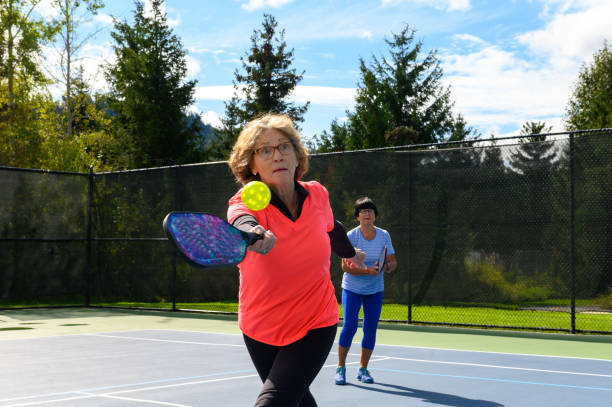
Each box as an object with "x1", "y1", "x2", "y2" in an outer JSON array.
[{"x1": 241, "y1": 181, "x2": 271, "y2": 211}]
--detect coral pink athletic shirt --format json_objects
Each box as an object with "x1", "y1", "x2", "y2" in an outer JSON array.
[{"x1": 227, "y1": 180, "x2": 339, "y2": 346}]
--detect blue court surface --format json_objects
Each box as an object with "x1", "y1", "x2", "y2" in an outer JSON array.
[{"x1": 1, "y1": 329, "x2": 611, "y2": 406}]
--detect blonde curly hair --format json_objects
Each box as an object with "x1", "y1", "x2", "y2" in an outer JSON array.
[{"x1": 228, "y1": 113, "x2": 309, "y2": 185}]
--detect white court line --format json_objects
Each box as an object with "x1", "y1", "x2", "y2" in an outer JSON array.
[
  {"x1": 0, "y1": 358, "x2": 391, "y2": 406},
  {"x1": 90, "y1": 333, "x2": 612, "y2": 363},
  {"x1": 332, "y1": 350, "x2": 611, "y2": 378},
  {"x1": 88, "y1": 333, "x2": 244, "y2": 347},
  {"x1": 79, "y1": 392, "x2": 191, "y2": 407},
  {"x1": 0, "y1": 369, "x2": 255, "y2": 404},
  {"x1": 98, "y1": 373, "x2": 258, "y2": 396},
  {"x1": 1, "y1": 395, "x2": 95, "y2": 407},
  {"x1": 2, "y1": 392, "x2": 191, "y2": 407},
  {"x1": 144, "y1": 329, "x2": 243, "y2": 337},
  {"x1": 4, "y1": 328, "x2": 610, "y2": 363},
  {"x1": 0, "y1": 374, "x2": 259, "y2": 407},
  {"x1": 373, "y1": 355, "x2": 612, "y2": 378},
  {"x1": 3, "y1": 355, "x2": 604, "y2": 407},
  {"x1": 4, "y1": 335, "x2": 608, "y2": 406},
  {"x1": 366, "y1": 341, "x2": 612, "y2": 362}
]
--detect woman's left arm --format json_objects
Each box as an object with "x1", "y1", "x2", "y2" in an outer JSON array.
[
  {"x1": 328, "y1": 219, "x2": 366, "y2": 268},
  {"x1": 328, "y1": 219, "x2": 355, "y2": 258}
]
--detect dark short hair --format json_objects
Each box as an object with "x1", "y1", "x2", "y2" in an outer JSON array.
[{"x1": 354, "y1": 196, "x2": 378, "y2": 218}]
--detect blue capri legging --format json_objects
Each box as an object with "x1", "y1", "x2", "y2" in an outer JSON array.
[{"x1": 338, "y1": 289, "x2": 383, "y2": 350}]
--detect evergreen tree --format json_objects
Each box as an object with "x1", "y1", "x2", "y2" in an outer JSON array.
[
  {"x1": 508, "y1": 121, "x2": 558, "y2": 251},
  {"x1": 313, "y1": 25, "x2": 475, "y2": 152},
  {"x1": 520, "y1": 121, "x2": 552, "y2": 136},
  {"x1": 511, "y1": 121, "x2": 556, "y2": 175},
  {"x1": 449, "y1": 114, "x2": 478, "y2": 143},
  {"x1": 565, "y1": 41, "x2": 612, "y2": 130},
  {"x1": 307, "y1": 119, "x2": 351, "y2": 153},
  {"x1": 105, "y1": 0, "x2": 199, "y2": 167},
  {"x1": 213, "y1": 14, "x2": 308, "y2": 159}
]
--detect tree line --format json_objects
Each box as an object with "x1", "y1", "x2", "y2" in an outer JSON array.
[{"x1": 1, "y1": 0, "x2": 611, "y2": 172}]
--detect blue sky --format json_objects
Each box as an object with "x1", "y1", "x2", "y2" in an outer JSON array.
[{"x1": 37, "y1": 0, "x2": 612, "y2": 142}]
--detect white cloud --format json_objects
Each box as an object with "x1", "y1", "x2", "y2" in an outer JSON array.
[
  {"x1": 195, "y1": 85, "x2": 237, "y2": 101},
  {"x1": 35, "y1": 0, "x2": 58, "y2": 20},
  {"x1": 441, "y1": 45, "x2": 573, "y2": 132},
  {"x1": 42, "y1": 39, "x2": 115, "y2": 98},
  {"x1": 185, "y1": 47, "x2": 240, "y2": 65},
  {"x1": 185, "y1": 54, "x2": 200, "y2": 79},
  {"x1": 79, "y1": 43, "x2": 116, "y2": 90},
  {"x1": 39, "y1": 46, "x2": 63, "y2": 100},
  {"x1": 36, "y1": 1, "x2": 114, "y2": 25},
  {"x1": 143, "y1": 0, "x2": 180, "y2": 27},
  {"x1": 361, "y1": 30, "x2": 374, "y2": 40},
  {"x1": 93, "y1": 13, "x2": 115, "y2": 26},
  {"x1": 452, "y1": 33, "x2": 487, "y2": 46},
  {"x1": 439, "y1": 0, "x2": 611, "y2": 135},
  {"x1": 194, "y1": 85, "x2": 356, "y2": 108},
  {"x1": 188, "y1": 46, "x2": 212, "y2": 54},
  {"x1": 290, "y1": 86, "x2": 356, "y2": 107},
  {"x1": 241, "y1": 0, "x2": 295, "y2": 12},
  {"x1": 446, "y1": 0, "x2": 471, "y2": 12},
  {"x1": 517, "y1": 0, "x2": 612, "y2": 63},
  {"x1": 381, "y1": 0, "x2": 471, "y2": 12}
]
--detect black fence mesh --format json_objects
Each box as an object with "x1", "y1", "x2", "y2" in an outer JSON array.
[
  {"x1": 0, "y1": 169, "x2": 88, "y2": 305},
  {"x1": 90, "y1": 163, "x2": 240, "y2": 306},
  {"x1": 1, "y1": 130, "x2": 611, "y2": 333}
]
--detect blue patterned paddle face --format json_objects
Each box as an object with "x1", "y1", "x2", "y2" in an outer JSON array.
[{"x1": 163, "y1": 212, "x2": 260, "y2": 268}]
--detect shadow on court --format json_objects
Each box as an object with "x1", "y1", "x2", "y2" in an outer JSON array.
[{"x1": 346, "y1": 382, "x2": 504, "y2": 407}]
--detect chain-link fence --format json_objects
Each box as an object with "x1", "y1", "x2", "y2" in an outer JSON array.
[
  {"x1": 1, "y1": 130, "x2": 611, "y2": 334},
  {"x1": 0, "y1": 168, "x2": 89, "y2": 306}
]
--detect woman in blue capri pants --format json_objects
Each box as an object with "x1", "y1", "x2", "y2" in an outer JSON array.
[{"x1": 334, "y1": 196, "x2": 397, "y2": 385}]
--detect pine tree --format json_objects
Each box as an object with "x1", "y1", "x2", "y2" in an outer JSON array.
[
  {"x1": 105, "y1": 0, "x2": 199, "y2": 167},
  {"x1": 508, "y1": 121, "x2": 557, "y2": 251},
  {"x1": 313, "y1": 25, "x2": 474, "y2": 152},
  {"x1": 213, "y1": 14, "x2": 308, "y2": 159}
]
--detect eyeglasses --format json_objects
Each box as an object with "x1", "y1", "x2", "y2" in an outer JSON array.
[
  {"x1": 359, "y1": 209, "x2": 374, "y2": 214},
  {"x1": 254, "y1": 142, "x2": 294, "y2": 160}
]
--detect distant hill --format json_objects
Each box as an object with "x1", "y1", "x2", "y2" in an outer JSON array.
[{"x1": 186, "y1": 112, "x2": 221, "y2": 153}]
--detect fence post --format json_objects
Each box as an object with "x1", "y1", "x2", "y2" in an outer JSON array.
[
  {"x1": 86, "y1": 165, "x2": 93, "y2": 307},
  {"x1": 569, "y1": 133, "x2": 576, "y2": 333},
  {"x1": 407, "y1": 152, "x2": 412, "y2": 324},
  {"x1": 172, "y1": 251, "x2": 177, "y2": 312},
  {"x1": 171, "y1": 166, "x2": 178, "y2": 312}
]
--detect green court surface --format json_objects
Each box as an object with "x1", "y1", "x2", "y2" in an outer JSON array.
[{"x1": 1, "y1": 307, "x2": 611, "y2": 360}]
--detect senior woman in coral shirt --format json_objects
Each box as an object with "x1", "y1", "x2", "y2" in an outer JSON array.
[{"x1": 227, "y1": 113, "x2": 365, "y2": 406}]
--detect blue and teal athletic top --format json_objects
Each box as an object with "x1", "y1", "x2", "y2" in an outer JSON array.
[{"x1": 342, "y1": 226, "x2": 395, "y2": 295}]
